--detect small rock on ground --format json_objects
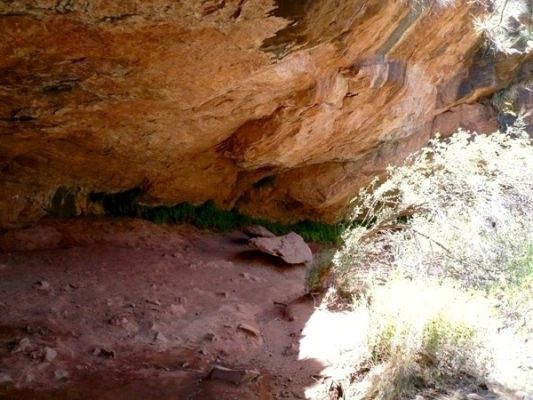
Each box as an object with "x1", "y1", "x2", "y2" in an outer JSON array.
[
  {"x1": 209, "y1": 365, "x2": 260, "y2": 385},
  {"x1": 237, "y1": 323, "x2": 261, "y2": 337},
  {"x1": 0, "y1": 373, "x2": 13, "y2": 384},
  {"x1": 43, "y1": 347, "x2": 57, "y2": 362}
]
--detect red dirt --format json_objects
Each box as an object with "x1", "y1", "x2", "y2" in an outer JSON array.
[{"x1": 0, "y1": 218, "x2": 329, "y2": 400}]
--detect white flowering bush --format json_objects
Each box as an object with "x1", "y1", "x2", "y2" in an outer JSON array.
[
  {"x1": 333, "y1": 124, "x2": 533, "y2": 398},
  {"x1": 473, "y1": 0, "x2": 533, "y2": 55},
  {"x1": 334, "y1": 124, "x2": 533, "y2": 292}
]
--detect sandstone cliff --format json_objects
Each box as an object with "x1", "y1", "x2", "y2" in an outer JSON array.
[{"x1": 0, "y1": 0, "x2": 531, "y2": 228}]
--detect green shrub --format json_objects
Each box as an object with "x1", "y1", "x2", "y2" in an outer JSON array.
[{"x1": 88, "y1": 193, "x2": 344, "y2": 244}]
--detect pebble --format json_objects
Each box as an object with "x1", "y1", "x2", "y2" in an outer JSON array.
[
  {"x1": 237, "y1": 323, "x2": 261, "y2": 337},
  {"x1": 154, "y1": 331, "x2": 169, "y2": 343},
  {"x1": 34, "y1": 280, "x2": 51, "y2": 291},
  {"x1": 0, "y1": 373, "x2": 13, "y2": 384},
  {"x1": 198, "y1": 348, "x2": 209, "y2": 356},
  {"x1": 92, "y1": 347, "x2": 115, "y2": 358},
  {"x1": 108, "y1": 316, "x2": 128, "y2": 327},
  {"x1": 54, "y1": 369, "x2": 69, "y2": 380},
  {"x1": 44, "y1": 347, "x2": 58, "y2": 362},
  {"x1": 12, "y1": 337, "x2": 31, "y2": 353},
  {"x1": 169, "y1": 304, "x2": 186, "y2": 317},
  {"x1": 282, "y1": 343, "x2": 298, "y2": 356},
  {"x1": 22, "y1": 370, "x2": 35, "y2": 383},
  {"x1": 209, "y1": 365, "x2": 259, "y2": 385},
  {"x1": 204, "y1": 332, "x2": 217, "y2": 342}
]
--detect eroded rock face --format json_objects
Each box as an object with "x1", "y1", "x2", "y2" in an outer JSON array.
[
  {"x1": 0, "y1": 0, "x2": 531, "y2": 228},
  {"x1": 432, "y1": 103, "x2": 499, "y2": 138}
]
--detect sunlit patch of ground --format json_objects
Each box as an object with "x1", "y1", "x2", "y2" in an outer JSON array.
[
  {"x1": 296, "y1": 284, "x2": 532, "y2": 400},
  {"x1": 299, "y1": 305, "x2": 369, "y2": 399}
]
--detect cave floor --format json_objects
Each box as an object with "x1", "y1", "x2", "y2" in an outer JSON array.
[{"x1": 0, "y1": 217, "x2": 356, "y2": 400}]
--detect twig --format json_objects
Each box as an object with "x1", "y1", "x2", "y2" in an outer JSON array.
[{"x1": 498, "y1": 0, "x2": 509, "y2": 26}]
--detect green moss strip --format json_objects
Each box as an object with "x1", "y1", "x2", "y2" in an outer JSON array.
[{"x1": 89, "y1": 189, "x2": 344, "y2": 244}]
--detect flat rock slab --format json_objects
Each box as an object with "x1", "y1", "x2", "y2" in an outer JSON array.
[
  {"x1": 248, "y1": 232, "x2": 313, "y2": 265},
  {"x1": 209, "y1": 365, "x2": 260, "y2": 385},
  {"x1": 242, "y1": 225, "x2": 276, "y2": 238}
]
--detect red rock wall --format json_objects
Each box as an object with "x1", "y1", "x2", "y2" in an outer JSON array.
[{"x1": 0, "y1": 0, "x2": 531, "y2": 227}]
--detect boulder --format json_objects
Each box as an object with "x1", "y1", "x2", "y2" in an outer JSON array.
[{"x1": 249, "y1": 232, "x2": 313, "y2": 264}]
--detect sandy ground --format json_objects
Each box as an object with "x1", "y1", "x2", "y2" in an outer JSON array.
[
  {"x1": 1, "y1": 218, "x2": 530, "y2": 400},
  {"x1": 0, "y1": 217, "x2": 359, "y2": 400}
]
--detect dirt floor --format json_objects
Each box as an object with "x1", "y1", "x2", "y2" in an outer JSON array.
[{"x1": 0, "y1": 217, "x2": 358, "y2": 400}]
